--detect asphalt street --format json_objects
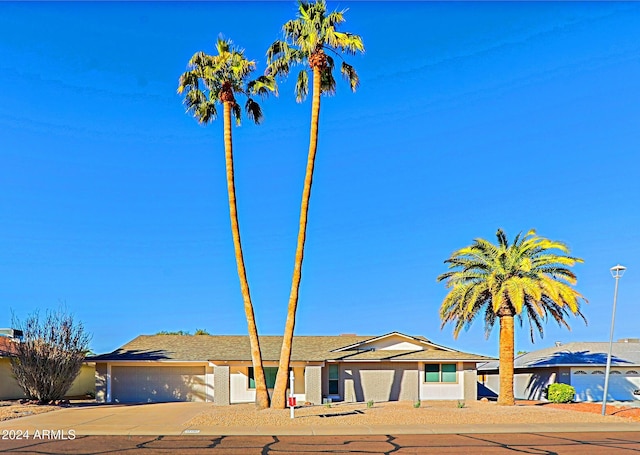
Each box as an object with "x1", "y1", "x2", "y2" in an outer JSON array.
[{"x1": 2, "y1": 432, "x2": 640, "y2": 454}]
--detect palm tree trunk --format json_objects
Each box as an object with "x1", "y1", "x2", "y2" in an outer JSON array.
[
  {"x1": 498, "y1": 314, "x2": 515, "y2": 406},
  {"x1": 271, "y1": 66, "x2": 323, "y2": 409},
  {"x1": 222, "y1": 100, "x2": 270, "y2": 409}
]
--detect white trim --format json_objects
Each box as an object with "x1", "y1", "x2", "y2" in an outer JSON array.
[
  {"x1": 336, "y1": 358, "x2": 484, "y2": 363},
  {"x1": 331, "y1": 332, "x2": 457, "y2": 353},
  {"x1": 94, "y1": 360, "x2": 207, "y2": 364},
  {"x1": 106, "y1": 363, "x2": 112, "y2": 403}
]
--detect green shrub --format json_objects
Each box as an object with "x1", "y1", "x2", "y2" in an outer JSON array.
[
  {"x1": 547, "y1": 383, "x2": 575, "y2": 403},
  {"x1": 457, "y1": 400, "x2": 466, "y2": 408},
  {"x1": 366, "y1": 400, "x2": 374, "y2": 408},
  {"x1": 413, "y1": 400, "x2": 421, "y2": 408}
]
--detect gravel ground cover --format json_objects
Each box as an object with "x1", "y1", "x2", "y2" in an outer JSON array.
[
  {"x1": 0, "y1": 401, "x2": 59, "y2": 421},
  {"x1": 184, "y1": 400, "x2": 637, "y2": 428},
  {"x1": 2, "y1": 399, "x2": 639, "y2": 426},
  {"x1": 545, "y1": 402, "x2": 640, "y2": 421}
]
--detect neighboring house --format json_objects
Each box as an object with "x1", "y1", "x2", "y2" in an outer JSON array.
[
  {"x1": 0, "y1": 333, "x2": 24, "y2": 400},
  {"x1": 0, "y1": 329, "x2": 96, "y2": 400},
  {"x1": 91, "y1": 331, "x2": 493, "y2": 405},
  {"x1": 478, "y1": 339, "x2": 640, "y2": 402}
]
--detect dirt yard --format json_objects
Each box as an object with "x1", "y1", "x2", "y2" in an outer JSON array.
[
  {"x1": 0, "y1": 401, "x2": 59, "y2": 421},
  {"x1": 544, "y1": 401, "x2": 640, "y2": 421},
  {"x1": 184, "y1": 399, "x2": 639, "y2": 428},
  {"x1": 2, "y1": 399, "x2": 639, "y2": 426}
]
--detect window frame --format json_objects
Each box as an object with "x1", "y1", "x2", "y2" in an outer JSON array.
[
  {"x1": 247, "y1": 366, "x2": 279, "y2": 389},
  {"x1": 424, "y1": 363, "x2": 458, "y2": 383},
  {"x1": 328, "y1": 364, "x2": 339, "y2": 395}
]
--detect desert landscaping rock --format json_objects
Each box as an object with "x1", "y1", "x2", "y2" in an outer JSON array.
[
  {"x1": 0, "y1": 401, "x2": 59, "y2": 421},
  {"x1": 184, "y1": 400, "x2": 635, "y2": 429}
]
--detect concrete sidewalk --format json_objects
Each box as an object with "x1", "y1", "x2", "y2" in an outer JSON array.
[
  {"x1": 180, "y1": 422, "x2": 640, "y2": 436},
  {"x1": 2, "y1": 402, "x2": 640, "y2": 436}
]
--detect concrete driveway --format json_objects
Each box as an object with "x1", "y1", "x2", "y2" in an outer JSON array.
[{"x1": 0, "y1": 402, "x2": 210, "y2": 436}]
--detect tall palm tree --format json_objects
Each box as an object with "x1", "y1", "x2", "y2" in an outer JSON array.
[
  {"x1": 177, "y1": 37, "x2": 275, "y2": 409},
  {"x1": 266, "y1": 0, "x2": 364, "y2": 409},
  {"x1": 437, "y1": 229, "x2": 587, "y2": 405}
]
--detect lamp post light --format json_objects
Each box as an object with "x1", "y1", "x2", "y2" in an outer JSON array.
[{"x1": 602, "y1": 264, "x2": 626, "y2": 416}]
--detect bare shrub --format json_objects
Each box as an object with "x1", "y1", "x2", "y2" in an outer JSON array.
[{"x1": 10, "y1": 309, "x2": 91, "y2": 403}]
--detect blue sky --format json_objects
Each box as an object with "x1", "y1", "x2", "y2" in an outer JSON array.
[{"x1": 1, "y1": 2, "x2": 639, "y2": 357}]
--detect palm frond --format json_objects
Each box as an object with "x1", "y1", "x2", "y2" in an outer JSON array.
[
  {"x1": 269, "y1": 0, "x2": 364, "y2": 102},
  {"x1": 295, "y1": 69, "x2": 309, "y2": 102},
  {"x1": 332, "y1": 31, "x2": 365, "y2": 54},
  {"x1": 340, "y1": 62, "x2": 359, "y2": 91},
  {"x1": 248, "y1": 75, "x2": 278, "y2": 98},
  {"x1": 496, "y1": 229, "x2": 509, "y2": 249},
  {"x1": 266, "y1": 40, "x2": 291, "y2": 66},
  {"x1": 438, "y1": 228, "x2": 587, "y2": 343},
  {"x1": 194, "y1": 99, "x2": 217, "y2": 124},
  {"x1": 231, "y1": 102, "x2": 242, "y2": 126},
  {"x1": 178, "y1": 36, "x2": 267, "y2": 129},
  {"x1": 245, "y1": 98, "x2": 263, "y2": 124},
  {"x1": 320, "y1": 67, "x2": 336, "y2": 96},
  {"x1": 177, "y1": 70, "x2": 200, "y2": 94}
]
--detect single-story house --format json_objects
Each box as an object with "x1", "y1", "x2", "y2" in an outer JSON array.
[
  {"x1": 0, "y1": 330, "x2": 95, "y2": 400},
  {"x1": 90, "y1": 331, "x2": 493, "y2": 405},
  {"x1": 478, "y1": 338, "x2": 640, "y2": 402}
]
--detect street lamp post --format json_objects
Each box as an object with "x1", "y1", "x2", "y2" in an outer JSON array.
[{"x1": 602, "y1": 264, "x2": 626, "y2": 416}]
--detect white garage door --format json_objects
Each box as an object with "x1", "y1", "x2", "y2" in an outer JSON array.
[
  {"x1": 112, "y1": 366, "x2": 206, "y2": 403},
  {"x1": 571, "y1": 368, "x2": 640, "y2": 402}
]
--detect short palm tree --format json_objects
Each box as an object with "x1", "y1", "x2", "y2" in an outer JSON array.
[
  {"x1": 266, "y1": 0, "x2": 365, "y2": 409},
  {"x1": 437, "y1": 229, "x2": 587, "y2": 406},
  {"x1": 177, "y1": 37, "x2": 275, "y2": 409}
]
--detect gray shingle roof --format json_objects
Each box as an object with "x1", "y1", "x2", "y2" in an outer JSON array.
[
  {"x1": 478, "y1": 341, "x2": 640, "y2": 371},
  {"x1": 90, "y1": 334, "x2": 494, "y2": 363}
]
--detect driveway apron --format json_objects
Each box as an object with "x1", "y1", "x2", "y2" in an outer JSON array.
[{"x1": 0, "y1": 402, "x2": 211, "y2": 436}]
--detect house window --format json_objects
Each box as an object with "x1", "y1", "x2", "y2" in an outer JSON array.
[
  {"x1": 626, "y1": 370, "x2": 639, "y2": 375},
  {"x1": 328, "y1": 364, "x2": 339, "y2": 394},
  {"x1": 425, "y1": 364, "x2": 457, "y2": 383},
  {"x1": 591, "y1": 370, "x2": 605, "y2": 375},
  {"x1": 611, "y1": 370, "x2": 622, "y2": 375},
  {"x1": 574, "y1": 370, "x2": 587, "y2": 375},
  {"x1": 248, "y1": 367, "x2": 278, "y2": 389}
]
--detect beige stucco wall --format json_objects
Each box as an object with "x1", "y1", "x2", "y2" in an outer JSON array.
[
  {"x1": 481, "y1": 368, "x2": 559, "y2": 400},
  {"x1": 462, "y1": 363, "x2": 477, "y2": 401},
  {"x1": 95, "y1": 363, "x2": 107, "y2": 402},
  {"x1": 0, "y1": 358, "x2": 25, "y2": 399},
  {"x1": 228, "y1": 365, "x2": 307, "y2": 404},
  {"x1": 65, "y1": 364, "x2": 96, "y2": 397},
  {"x1": 419, "y1": 362, "x2": 465, "y2": 400},
  {"x1": 229, "y1": 366, "x2": 254, "y2": 403},
  {"x1": 1, "y1": 359, "x2": 95, "y2": 400}
]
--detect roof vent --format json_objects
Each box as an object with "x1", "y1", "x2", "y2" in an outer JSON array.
[
  {"x1": 340, "y1": 333, "x2": 357, "y2": 336},
  {"x1": 555, "y1": 341, "x2": 562, "y2": 347},
  {"x1": 618, "y1": 338, "x2": 640, "y2": 343}
]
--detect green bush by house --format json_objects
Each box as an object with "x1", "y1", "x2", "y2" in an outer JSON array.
[{"x1": 547, "y1": 383, "x2": 575, "y2": 403}]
